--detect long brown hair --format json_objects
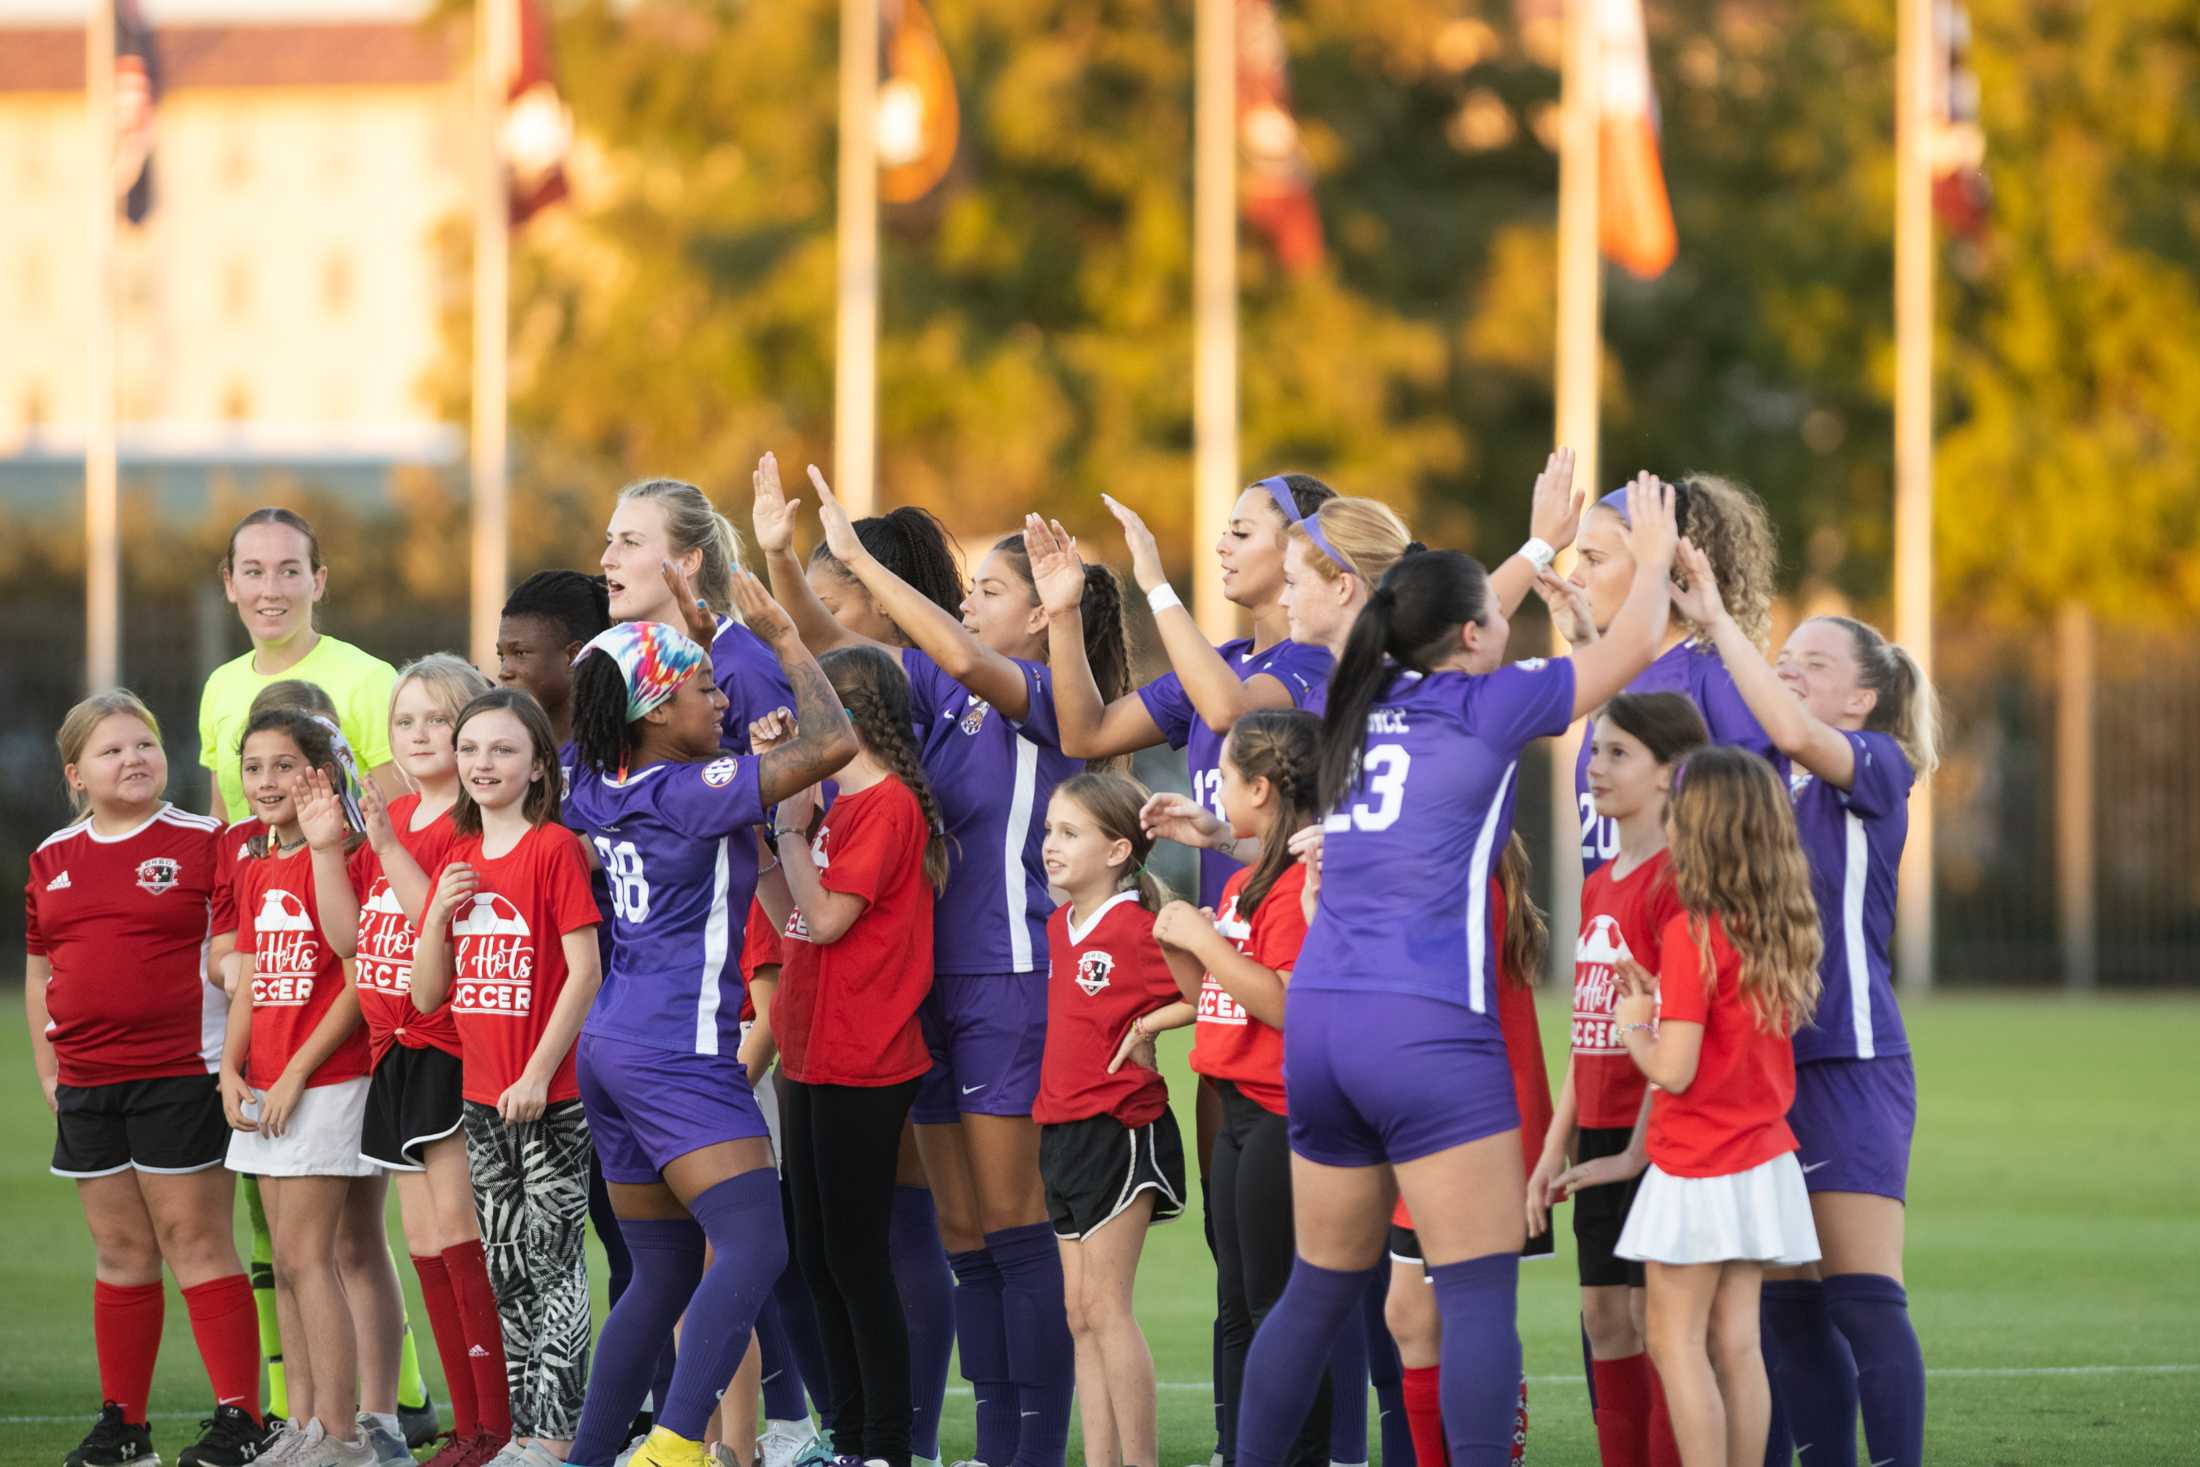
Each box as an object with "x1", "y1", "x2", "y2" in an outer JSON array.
[
  {"x1": 1495, "y1": 833, "x2": 1549, "y2": 988},
  {"x1": 1665, "y1": 746, "x2": 1823, "y2": 1033},
  {"x1": 1053, "y1": 772, "x2": 1168, "y2": 911},
  {"x1": 1815, "y1": 615, "x2": 1943, "y2": 777},
  {"x1": 451, "y1": 690, "x2": 564, "y2": 836},
  {"x1": 819, "y1": 646, "x2": 951, "y2": 892},
  {"x1": 1223, "y1": 710, "x2": 1321, "y2": 918},
  {"x1": 986, "y1": 533, "x2": 1132, "y2": 703}
]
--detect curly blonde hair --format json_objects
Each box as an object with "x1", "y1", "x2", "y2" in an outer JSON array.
[
  {"x1": 1675, "y1": 474, "x2": 1778, "y2": 650},
  {"x1": 1665, "y1": 746, "x2": 1823, "y2": 1035}
]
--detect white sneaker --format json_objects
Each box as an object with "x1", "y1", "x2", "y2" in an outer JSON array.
[
  {"x1": 355, "y1": 1413, "x2": 413, "y2": 1467},
  {"x1": 756, "y1": 1421, "x2": 814, "y2": 1467},
  {"x1": 252, "y1": 1419, "x2": 309, "y2": 1467},
  {"x1": 299, "y1": 1428, "x2": 378, "y2": 1467},
  {"x1": 612, "y1": 1434, "x2": 647, "y2": 1467}
]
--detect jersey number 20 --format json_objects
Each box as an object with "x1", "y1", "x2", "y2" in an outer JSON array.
[
  {"x1": 592, "y1": 837, "x2": 651, "y2": 923},
  {"x1": 1324, "y1": 744, "x2": 1411, "y2": 833}
]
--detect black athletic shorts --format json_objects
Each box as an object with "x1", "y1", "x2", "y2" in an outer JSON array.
[
  {"x1": 1386, "y1": 1216, "x2": 1556, "y2": 1266},
  {"x1": 1040, "y1": 1109, "x2": 1187, "y2": 1240},
  {"x1": 52, "y1": 1073, "x2": 228, "y2": 1177},
  {"x1": 1573, "y1": 1124, "x2": 1648, "y2": 1288},
  {"x1": 361, "y1": 1044, "x2": 466, "y2": 1171}
]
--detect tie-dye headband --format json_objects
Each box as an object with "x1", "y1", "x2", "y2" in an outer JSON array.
[{"x1": 575, "y1": 621, "x2": 709, "y2": 722}]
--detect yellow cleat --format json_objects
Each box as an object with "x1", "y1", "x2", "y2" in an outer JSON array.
[{"x1": 625, "y1": 1426, "x2": 708, "y2": 1467}]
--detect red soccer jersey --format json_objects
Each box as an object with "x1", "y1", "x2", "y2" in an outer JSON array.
[
  {"x1": 348, "y1": 795, "x2": 463, "y2": 1066},
  {"x1": 26, "y1": 805, "x2": 227, "y2": 1087},
  {"x1": 438, "y1": 822, "x2": 601, "y2": 1106},
  {"x1": 1189, "y1": 863, "x2": 1306, "y2": 1115},
  {"x1": 234, "y1": 841, "x2": 371, "y2": 1091},
  {"x1": 1571, "y1": 851, "x2": 1684, "y2": 1129},
  {"x1": 1645, "y1": 911, "x2": 1799, "y2": 1178},
  {"x1": 739, "y1": 900, "x2": 781, "y2": 1025},
  {"x1": 776, "y1": 779, "x2": 936, "y2": 1087},
  {"x1": 209, "y1": 818, "x2": 266, "y2": 939},
  {"x1": 1035, "y1": 892, "x2": 1181, "y2": 1128}
]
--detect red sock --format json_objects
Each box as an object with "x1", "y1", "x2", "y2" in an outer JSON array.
[
  {"x1": 1512, "y1": 1374, "x2": 1530, "y2": 1463},
  {"x1": 93, "y1": 1280, "x2": 165, "y2": 1423},
  {"x1": 1590, "y1": 1354, "x2": 1651, "y2": 1467},
  {"x1": 412, "y1": 1254, "x2": 479, "y2": 1436},
  {"x1": 1401, "y1": 1364, "x2": 1449, "y2": 1467},
  {"x1": 1646, "y1": 1358, "x2": 1682, "y2": 1467},
  {"x1": 181, "y1": 1275, "x2": 262, "y2": 1425},
  {"x1": 444, "y1": 1241, "x2": 510, "y2": 1438}
]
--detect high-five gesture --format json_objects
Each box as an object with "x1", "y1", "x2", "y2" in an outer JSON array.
[
  {"x1": 660, "y1": 557, "x2": 719, "y2": 646},
  {"x1": 751, "y1": 450, "x2": 802, "y2": 557},
  {"x1": 808, "y1": 465, "x2": 866, "y2": 566},
  {"x1": 293, "y1": 768, "x2": 351, "y2": 851},
  {"x1": 1669, "y1": 538, "x2": 1728, "y2": 630},
  {"x1": 730, "y1": 567, "x2": 798, "y2": 651},
  {"x1": 1100, "y1": 494, "x2": 1170, "y2": 595},
  {"x1": 1022, "y1": 515, "x2": 1089, "y2": 619},
  {"x1": 1528, "y1": 446, "x2": 1586, "y2": 553},
  {"x1": 1622, "y1": 472, "x2": 1680, "y2": 581}
]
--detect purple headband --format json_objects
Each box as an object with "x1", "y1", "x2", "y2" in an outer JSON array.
[
  {"x1": 1597, "y1": 480, "x2": 1690, "y2": 528},
  {"x1": 1298, "y1": 509, "x2": 1356, "y2": 576},
  {"x1": 1258, "y1": 475, "x2": 1302, "y2": 527}
]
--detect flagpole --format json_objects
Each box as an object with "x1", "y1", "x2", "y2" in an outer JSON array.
[
  {"x1": 836, "y1": 0, "x2": 879, "y2": 516},
  {"x1": 469, "y1": 0, "x2": 510, "y2": 670},
  {"x1": 1547, "y1": 0, "x2": 1602, "y2": 975},
  {"x1": 1191, "y1": 0, "x2": 1235, "y2": 641},
  {"x1": 85, "y1": 1, "x2": 120, "y2": 692},
  {"x1": 1893, "y1": 0, "x2": 1935, "y2": 990}
]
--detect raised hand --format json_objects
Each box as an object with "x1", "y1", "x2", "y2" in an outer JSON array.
[
  {"x1": 659, "y1": 557, "x2": 720, "y2": 645},
  {"x1": 357, "y1": 775, "x2": 397, "y2": 852},
  {"x1": 1099, "y1": 493, "x2": 1169, "y2": 594},
  {"x1": 808, "y1": 465, "x2": 865, "y2": 566},
  {"x1": 293, "y1": 769, "x2": 351, "y2": 851},
  {"x1": 749, "y1": 707, "x2": 796, "y2": 753},
  {"x1": 751, "y1": 451, "x2": 802, "y2": 556},
  {"x1": 1528, "y1": 446, "x2": 1586, "y2": 552},
  {"x1": 1022, "y1": 515, "x2": 1089, "y2": 618},
  {"x1": 1140, "y1": 791, "x2": 1228, "y2": 850},
  {"x1": 730, "y1": 567, "x2": 798, "y2": 649},
  {"x1": 1621, "y1": 472, "x2": 1679, "y2": 577},
  {"x1": 1532, "y1": 568, "x2": 1598, "y2": 646},
  {"x1": 1669, "y1": 538, "x2": 1728, "y2": 629}
]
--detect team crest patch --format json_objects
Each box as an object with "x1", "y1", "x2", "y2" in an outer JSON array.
[
  {"x1": 135, "y1": 856, "x2": 181, "y2": 895},
  {"x1": 1075, "y1": 949, "x2": 1115, "y2": 997},
  {"x1": 959, "y1": 699, "x2": 992, "y2": 736},
  {"x1": 703, "y1": 757, "x2": 739, "y2": 788}
]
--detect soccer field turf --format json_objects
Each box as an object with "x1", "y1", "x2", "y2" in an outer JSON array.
[{"x1": 3, "y1": 991, "x2": 2193, "y2": 1465}]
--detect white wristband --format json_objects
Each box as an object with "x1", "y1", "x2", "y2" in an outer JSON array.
[
  {"x1": 1518, "y1": 537, "x2": 1557, "y2": 572},
  {"x1": 1147, "y1": 583, "x2": 1184, "y2": 615}
]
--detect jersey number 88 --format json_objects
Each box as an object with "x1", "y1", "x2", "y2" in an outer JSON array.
[{"x1": 592, "y1": 837, "x2": 651, "y2": 923}]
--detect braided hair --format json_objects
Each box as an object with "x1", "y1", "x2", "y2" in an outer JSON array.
[
  {"x1": 570, "y1": 650, "x2": 639, "y2": 777},
  {"x1": 810, "y1": 506, "x2": 966, "y2": 637},
  {"x1": 985, "y1": 532, "x2": 1132, "y2": 701},
  {"x1": 818, "y1": 645, "x2": 952, "y2": 892},
  {"x1": 1223, "y1": 709, "x2": 1321, "y2": 917},
  {"x1": 502, "y1": 569, "x2": 612, "y2": 647}
]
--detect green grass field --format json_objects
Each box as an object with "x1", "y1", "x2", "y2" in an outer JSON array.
[{"x1": 4, "y1": 991, "x2": 2195, "y2": 1465}]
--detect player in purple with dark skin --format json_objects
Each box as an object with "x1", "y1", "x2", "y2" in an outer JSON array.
[
  {"x1": 1671, "y1": 542, "x2": 1941, "y2": 1467},
  {"x1": 556, "y1": 569, "x2": 857, "y2": 1467},
  {"x1": 753, "y1": 451, "x2": 1133, "y2": 1467},
  {"x1": 1230, "y1": 477, "x2": 1683, "y2": 1467}
]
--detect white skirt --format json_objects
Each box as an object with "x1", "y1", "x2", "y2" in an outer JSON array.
[
  {"x1": 1615, "y1": 1152, "x2": 1821, "y2": 1267},
  {"x1": 224, "y1": 1076, "x2": 376, "y2": 1178}
]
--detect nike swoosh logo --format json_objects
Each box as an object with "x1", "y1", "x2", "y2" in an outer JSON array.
[
  {"x1": 1801, "y1": 1160, "x2": 1831, "y2": 1174},
  {"x1": 962, "y1": 1083, "x2": 987, "y2": 1094}
]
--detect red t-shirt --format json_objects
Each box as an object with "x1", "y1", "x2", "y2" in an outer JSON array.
[
  {"x1": 739, "y1": 900, "x2": 781, "y2": 1025},
  {"x1": 233, "y1": 841, "x2": 372, "y2": 1091},
  {"x1": 1571, "y1": 851, "x2": 1684, "y2": 1129},
  {"x1": 26, "y1": 805, "x2": 227, "y2": 1087},
  {"x1": 1646, "y1": 911, "x2": 1799, "y2": 1178},
  {"x1": 1395, "y1": 880, "x2": 1554, "y2": 1230},
  {"x1": 209, "y1": 817, "x2": 267, "y2": 939},
  {"x1": 776, "y1": 779, "x2": 936, "y2": 1087},
  {"x1": 1190, "y1": 864, "x2": 1306, "y2": 1115},
  {"x1": 347, "y1": 795, "x2": 463, "y2": 1066},
  {"x1": 437, "y1": 822, "x2": 601, "y2": 1106},
  {"x1": 1034, "y1": 892, "x2": 1181, "y2": 1128}
]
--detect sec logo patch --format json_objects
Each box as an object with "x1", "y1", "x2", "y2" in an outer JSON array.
[{"x1": 703, "y1": 757, "x2": 738, "y2": 788}]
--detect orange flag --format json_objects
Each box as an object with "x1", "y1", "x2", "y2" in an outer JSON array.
[
  {"x1": 879, "y1": 0, "x2": 960, "y2": 206},
  {"x1": 1596, "y1": 0, "x2": 1675, "y2": 279}
]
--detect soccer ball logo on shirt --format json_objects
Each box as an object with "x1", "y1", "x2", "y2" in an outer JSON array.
[
  {"x1": 355, "y1": 883, "x2": 415, "y2": 996},
  {"x1": 1075, "y1": 949, "x2": 1115, "y2": 997},
  {"x1": 251, "y1": 889, "x2": 321, "y2": 1006},
  {"x1": 134, "y1": 856, "x2": 181, "y2": 895},
  {"x1": 452, "y1": 893, "x2": 537, "y2": 1016},
  {"x1": 1571, "y1": 914, "x2": 1632, "y2": 1053}
]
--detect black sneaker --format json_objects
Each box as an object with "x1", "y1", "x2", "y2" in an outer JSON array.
[
  {"x1": 397, "y1": 1395, "x2": 440, "y2": 1450},
  {"x1": 63, "y1": 1402, "x2": 158, "y2": 1466},
  {"x1": 176, "y1": 1405, "x2": 268, "y2": 1466}
]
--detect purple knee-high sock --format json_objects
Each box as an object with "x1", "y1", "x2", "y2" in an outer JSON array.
[
  {"x1": 1428, "y1": 1252, "x2": 1523, "y2": 1467},
  {"x1": 987, "y1": 1223, "x2": 1074, "y2": 1467},
  {"x1": 1236, "y1": 1259, "x2": 1381, "y2": 1467},
  {"x1": 1327, "y1": 1283, "x2": 1372, "y2": 1464},
  {"x1": 892, "y1": 1186, "x2": 955, "y2": 1461},
  {"x1": 949, "y1": 1248, "x2": 1019, "y2": 1466},
  {"x1": 1824, "y1": 1274, "x2": 1924, "y2": 1467},
  {"x1": 658, "y1": 1172, "x2": 791, "y2": 1441},
  {"x1": 569, "y1": 1218, "x2": 706, "y2": 1466},
  {"x1": 757, "y1": 1290, "x2": 810, "y2": 1424},
  {"x1": 1363, "y1": 1283, "x2": 1412, "y2": 1467},
  {"x1": 1762, "y1": 1278, "x2": 1856, "y2": 1466}
]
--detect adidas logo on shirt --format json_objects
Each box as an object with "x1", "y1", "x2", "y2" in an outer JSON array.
[
  {"x1": 45, "y1": 871, "x2": 71, "y2": 891},
  {"x1": 469, "y1": 1344, "x2": 492, "y2": 1358}
]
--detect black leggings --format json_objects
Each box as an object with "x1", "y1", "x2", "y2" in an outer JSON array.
[
  {"x1": 781, "y1": 1076, "x2": 920, "y2": 1467},
  {"x1": 1211, "y1": 1081, "x2": 1331, "y2": 1467}
]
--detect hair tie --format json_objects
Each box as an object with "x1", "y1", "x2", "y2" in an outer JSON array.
[
  {"x1": 1403, "y1": 540, "x2": 1428, "y2": 556},
  {"x1": 1258, "y1": 475, "x2": 1302, "y2": 527},
  {"x1": 576, "y1": 621, "x2": 709, "y2": 722}
]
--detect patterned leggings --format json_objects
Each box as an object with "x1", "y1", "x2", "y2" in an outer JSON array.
[{"x1": 462, "y1": 1099, "x2": 594, "y2": 1440}]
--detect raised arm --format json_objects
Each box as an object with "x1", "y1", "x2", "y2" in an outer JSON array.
[
  {"x1": 356, "y1": 781, "x2": 430, "y2": 924},
  {"x1": 1025, "y1": 516, "x2": 1168, "y2": 758},
  {"x1": 1104, "y1": 494, "x2": 1294, "y2": 734},
  {"x1": 297, "y1": 770, "x2": 362, "y2": 956},
  {"x1": 1489, "y1": 447, "x2": 1588, "y2": 619},
  {"x1": 811, "y1": 466, "x2": 1035, "y2": 717},
  {"x1": 751, "y1": 451, "x2": 870, "y2": 656},
  {"x1": 1672, "y1": 538, "x2": 1856, "y2": 789},
  {"x1": 1566, "y1": 474, "x2": 1679, "y2": 719},
  {"x1": 732, "y1": 569, "x2": 860, "y2": 806}
]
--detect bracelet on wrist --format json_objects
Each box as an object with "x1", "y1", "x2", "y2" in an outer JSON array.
[{"x1": 1619, "y1": 1020, "x2": 1655, "y2": 1041}]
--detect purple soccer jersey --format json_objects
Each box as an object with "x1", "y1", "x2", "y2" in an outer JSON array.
[
  {"x1": 713, "y1": 616, "x2": 796, "y2": 754},
  {"x1": 563, "y1": 753, "x2": 768, "y2": 1058},
  {"x1": 1295, "y1": 659, "x2": 1577, "y2": 1021},
  {"x1": 1575, "y1": 640, "x2": 1772, "y2": 875},
  {"x1": 1783, "y1": 729, "x2": 1914, "y2": 1063},
  {"x1": 559, "y1": 741, "x2": 618, "y2": 977},
  {"x1": 902, "y1": 648, "x2": 1081, "y2": 976},
  {"x1": 1137, "y1": 636, "x2": 1333, "y2": 906}
]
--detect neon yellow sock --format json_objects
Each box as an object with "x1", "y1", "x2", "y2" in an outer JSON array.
[
  {"x1": 241, "y1": 1176, "x2": 286, "y2": 1420},
  {"x1": 397, "y1": 1297, "x2": 428, "y2": 1412}
]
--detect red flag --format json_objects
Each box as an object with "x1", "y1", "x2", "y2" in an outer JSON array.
[
  {"x1": 878, "y1": 0, "x2": 959, "y2": 206},
  {"x1": 1238, "y1": 0, "x2": 1323, "y2": 275},
  {"x1": 114, "y1": 0, "x2": 159, "y2": 225},
  {"x1": 1929, "y1": 0, "x2": 1989, "y2": 239},
  {"x1": 504, "y1": 0, "x2": 569, "y2": 225},
  {"x1": 1595, "y1": 0, "x2": 1675, "y2": 280}
]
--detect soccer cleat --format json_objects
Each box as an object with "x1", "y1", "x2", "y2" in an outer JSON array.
[
  {"x1": 64, "y1": 1402, "x2": 160, "y2": 1466},
  {"x1": 756, "y1": 1422, "x2": 815, "y2": 1467},
  {"x1": 620, "y1": 1427, "x2": 709, "y2": 1467},
  {"x1": 355, "y1": 1415, "x2": 412, "y2": 1467},
  {"x1": 787, "y1": 1436, "x2": 836, "y2": 1467},
  {"x1": 420, "y1": 1432, "x2": 497, "y2": 1467},
  {"x1": 177, "y1": 1405, "x2": 271, "y2": 1466},
  {"x1": 398, "y1": 1397, "x2": 442, "y2": 1451}
]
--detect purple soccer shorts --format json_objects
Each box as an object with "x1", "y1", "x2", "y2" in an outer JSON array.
[
  {"x1": 576, "y1": 1029, "x2": 770, "y2": 1184},
  {"x1": 1786, "y1": 1053, "x2": 1916, "y2": 1201},
  {"x1": 1282, "y1": 988, "x2": 1520, "y2": 1168},
  {"x1": 910, "y1": 970, "x2": 1048, "y2": 1126}
]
